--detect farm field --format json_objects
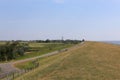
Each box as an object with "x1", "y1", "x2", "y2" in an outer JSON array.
[{"x1": 15, "y1": 42, "x2": 120, "y2": 80}]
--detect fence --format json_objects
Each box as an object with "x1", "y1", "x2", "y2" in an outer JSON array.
[
  {"x1": 0, "y1": 60, "x2": 39, "y2": 80},
  {"x1": 0, "y1": 48, "x2": 68, "y2": 80}
]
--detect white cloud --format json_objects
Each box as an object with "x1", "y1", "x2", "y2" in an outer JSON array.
[{"x1": 53, "y1": 0, "x2": 65, "y2": 4}]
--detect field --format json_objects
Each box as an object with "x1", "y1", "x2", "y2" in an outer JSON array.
[
  {"x1": 14, "y1": 42, "x2": 120, "y2": 80},
  {"x1": 0, "y1": 42, "x2": 74, "y2": 61},
  {"x1": 0, "y1": 42, "x2": 6, "y2": 45},
  {"x1": 17, "y1": 42, "x2": 73, "y2": 60}
]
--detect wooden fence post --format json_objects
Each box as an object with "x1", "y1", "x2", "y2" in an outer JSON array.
[{"x1": 12, "y1": 72, "x2": 15, "y2": 80}]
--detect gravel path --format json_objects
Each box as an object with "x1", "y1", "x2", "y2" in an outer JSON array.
[
  {"x1": 0, "y1": 50, "x2": 67, "y2": 79},
  {"x1": 0, "y1": 42, "x2": 84, "y2": 79}
]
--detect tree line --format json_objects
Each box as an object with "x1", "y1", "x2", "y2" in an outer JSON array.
[
  {"x1": 0, "y1": 41, "x2": 28, "y2": 61},
  {"x1": 35, "y1": 39, "x2": 84, "y2": 44},
  {"x1": 0, "y1": 39, "x2": 85, "y2": 44}
]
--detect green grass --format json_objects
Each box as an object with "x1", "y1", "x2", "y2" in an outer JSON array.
[
  {"x1": 15, "y1": 60, "x2": 35, "y2": 69},
  {"x1": 15, "y1": 42, "x2": 120, "y2": 80},
  {"x1": 0, "y1": 68, "x2": 1, "y2": 73},
  {"x1": 14, "y1": 43, "x2": 74, "y2": 69},
  {"x1": 0, "y1": 42, "x2": 74, "y2": 63},
  {"x1": 29, "y1": 43, "x2": 46, "y2": 47},
  {"x1": 15, "y1": 43, "x2": 74, "y2": 60},
  {"x1": 0, "y1": 41, "x2": 6, "y2": 45}
]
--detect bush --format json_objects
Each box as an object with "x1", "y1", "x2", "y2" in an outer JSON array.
[{"x1": 0, "y1": 41, "x2": 29, "y2": 61}]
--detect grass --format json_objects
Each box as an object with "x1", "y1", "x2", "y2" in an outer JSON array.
[
  {"x1": 14, "y1": 43, "x2": 74, "y2": 60},
  {"x1": 29, "y1": 43, "x2": 46, "y2": 47},
  {"x1": 14, "y1": 43, "x2": 74, "y2": 69},
  {"x1": 0, "y1": 68, "x2": 1, "y2": 73},
  {"x1": 0, "y1": 41, "x2": 6, "y2": 45},
  {"x1": 15, "y1": 60, "x2": 35, "y2": 69},
  {"x1": 15, "y1": 42, "x2": 120, "y2": 80},
  {"x1": 0, "y1": 42, "x2": 74, "y2": 63}
]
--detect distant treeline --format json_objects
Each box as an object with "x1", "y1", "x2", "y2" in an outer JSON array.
[
  {"x1": 0, "y1": 41, "x2": 28, "y2": 61},
  {"x1": 35, "y1": 39, "x2": 84, "y2": 44},
  {"x1": 0, "y1": 39, "x2": 84, "y2": 44},
  {"x1": 0, "y1": 39, "x2": 85, "y2": 43}
]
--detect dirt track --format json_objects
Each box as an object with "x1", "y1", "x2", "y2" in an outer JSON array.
[
  {"x1": 0, "y1": 49, "x2": 67, "y2": 78},
  {"x1": 0, "y1": 42, "x2": 84, "y2": 79}
]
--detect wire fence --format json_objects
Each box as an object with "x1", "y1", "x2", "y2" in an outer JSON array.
[
  {"x1": 0, "y1": 60, "x2": 39, "y2": 80},
  {"x1": 0, "y1": 49, "x2": 68, "y2": 80}
]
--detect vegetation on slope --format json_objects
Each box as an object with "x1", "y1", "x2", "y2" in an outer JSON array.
[
  {"x1": 16, "y1": 42, "x2": 74, "y2": 60},
  {"x1": 0, "y1": 41, "x2": 75, "y2": 62},
  {"x1": 15, "y1": 42, "x2": 120, "y2": 80}
]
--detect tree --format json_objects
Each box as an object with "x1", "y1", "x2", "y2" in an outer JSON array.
[
  {"x1": 0, "y1": 41, "x2": 29, "y2": 61},
  {"x1": 45, "y1": 39, "x2": 50, "y2": 43}
]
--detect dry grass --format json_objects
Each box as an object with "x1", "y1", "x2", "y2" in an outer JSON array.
[{"x1": 15, "y1": 42, "x2": 120, "y2": 80}]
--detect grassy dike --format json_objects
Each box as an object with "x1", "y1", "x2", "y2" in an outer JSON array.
[{"x1": 15, "y1": 42, "x2": 120, "y2": 80}]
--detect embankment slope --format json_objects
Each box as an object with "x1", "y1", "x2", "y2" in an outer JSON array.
[{"x1": 16, "y1": 42, "x2": 120, "y2": 80}]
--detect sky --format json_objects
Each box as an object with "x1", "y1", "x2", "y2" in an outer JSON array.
[{"x1": 0, "y1": 0, "x2": 120, "y2": 41}]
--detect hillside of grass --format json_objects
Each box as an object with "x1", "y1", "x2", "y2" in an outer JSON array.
[{"x1": 15, "y1": 42, "x2": 120, "y2": 80}]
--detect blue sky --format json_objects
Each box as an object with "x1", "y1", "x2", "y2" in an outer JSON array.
[{"x1": 0, "y1": 0, "x2": 120, "y2": 41}]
